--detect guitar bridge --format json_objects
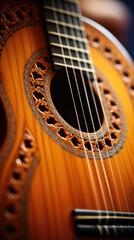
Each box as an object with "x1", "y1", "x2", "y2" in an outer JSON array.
[{"x1": 73, "y1": 209, "x2": 134, "y2": 237}]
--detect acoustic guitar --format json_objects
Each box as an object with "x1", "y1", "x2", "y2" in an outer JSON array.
[{"x1": 0, "y1": 0, "x2": 134, "y2": 239}]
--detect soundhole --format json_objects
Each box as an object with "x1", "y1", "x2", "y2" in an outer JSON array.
[
  {"x1": 0, "y1": 97, "x2": 7, "y2": 148},
  {"x1": 50, "y1": 69, "x2": 104, "y2": 133}
]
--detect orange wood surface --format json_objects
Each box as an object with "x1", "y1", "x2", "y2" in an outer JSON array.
[{"x1": 0, "y1": 1, "x2": 134, "y2": 240}]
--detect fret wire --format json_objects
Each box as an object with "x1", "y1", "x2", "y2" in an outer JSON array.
[
  {"x1": 48, "y1": 31, "x2": 87, "y2": 42},
  {"x1": 52, "y1": 53, "x2": 92, "y2": 63},
  {"x1": 50, "y1": 42, "x2": 89, "y2": 53},
  {"x1": 46, "y1": 18, "x2": 84, "y2": 30},
  {"x1": 54, "y1": 62, "x2": 94, "y2": 73},
  {"x1": 51, "y1": 48, "x2": 89, "y2": 60},
  {"x1": 44, "y1": 5, "x2": 80, "y2": 17}
]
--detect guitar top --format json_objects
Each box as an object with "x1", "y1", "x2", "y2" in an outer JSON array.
[{"x1": 0, "y1": 0, "x2": 134, "y2": 239}]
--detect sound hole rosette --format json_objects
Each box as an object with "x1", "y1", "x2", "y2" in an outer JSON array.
[{"x1": 24, "y1": 48, "x2": 126, "y2": 159}]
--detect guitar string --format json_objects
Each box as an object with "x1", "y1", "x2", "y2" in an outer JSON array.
[
  {"x1": 1, "y1": 1, "x2": 132, "y2": 238},
  {"x1": 73, "y1": 0, "x2": 131, "y2": 224},
  {"x1": 70, "y1": 2, "x2": 132, "y2": 234},
  {"x1": 59, "y1": 0, "x2": 112, "y2": 213},
  {"x1": 52, "y1": 0, "x2": 113, "y2": 220},
  {"x1": 64, "y1": 0, "x2": 119, "y2": 230},
  {"x1": 62, "y1": 0, "x2": 130, "y2": 225},
  {"x1": 39, "y1": 1, "x2": 132, "y2": 234},
  {"x1": 52, "y1": 1, "x2": 116, "y2": 232},
  {"x1": 1, "y1": 3, "x2": 132, "y2": 240},
  {"x1": 71, "y1": 0, "x2": 121, "y2": 212},
  {"x1": 73, "y1": 0, "x2": 130, "y2": 217},
  {"x1": 60, "y1": 0, "x2": 115, "y2": 217},
  {"x1": 50, "y1": 0, "x2": 101, "y2": 210},
  {"x1": 48, "y1": 0, "x2": 130, "y2": 234}
]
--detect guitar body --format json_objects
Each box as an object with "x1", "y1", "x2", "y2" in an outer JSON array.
[{"x1": 0, "y1": 1, "x2": 134, "y2": 240}]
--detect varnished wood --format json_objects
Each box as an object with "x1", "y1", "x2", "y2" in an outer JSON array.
[{"x1": 0, "y1": 1, "x2": 134, "y2": 240}]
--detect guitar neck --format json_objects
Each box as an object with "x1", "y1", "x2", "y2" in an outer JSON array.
[{"x1": 41, "y1": 0, "x2": 94, "y2": 77}]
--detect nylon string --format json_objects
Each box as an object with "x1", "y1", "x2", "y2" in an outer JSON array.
[
  {"x1": 74, "y1": 0, "x2": 130, "y2": 221},
  {"x1": 60, "y1": 0, "x2": 119, "y2": 214},
  {"x1": 66, "y1": 0, "x2": 118, "y2": 211},
  {"x1": 50, "y1": 0, "x2": 102, "y2": 210},
  {"x1": 59, "y1": 0, "x2": 115, "y2": 220},
  {"x1": 63, "y1": 0, "x2": 118, "y2": 232},
  {"x1": 50, "y1": 0, "x2": 130, "y2": 233},
  {"x1": 73, "y1": 0, "x2": 130, "y2": 213},
  {"x1": 51, "y1": 0, "x2": 112, "y2": 219}
]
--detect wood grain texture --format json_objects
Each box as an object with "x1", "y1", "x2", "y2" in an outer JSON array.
[{"x1": 0, "y1": 1, "x2": 134, "y2": 240}]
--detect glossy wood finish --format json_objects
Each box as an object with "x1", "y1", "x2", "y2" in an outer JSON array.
[{"x1": 0, "y1": 1, "x2": 134, "y2": 240}]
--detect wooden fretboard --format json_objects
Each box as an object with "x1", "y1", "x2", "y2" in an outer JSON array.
[{"x1": 42, "y1": 0, "x2": 94, "y2": 78}]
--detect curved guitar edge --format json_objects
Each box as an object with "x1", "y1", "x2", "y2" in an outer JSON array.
[
  {"x1": 83, "y1": 17, "x2": 134, "y2": 107},
  {"x1": 83, "y1": 17, "x2": 133, "y2": 64}
]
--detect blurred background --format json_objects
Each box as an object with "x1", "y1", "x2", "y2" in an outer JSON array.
[{"x1": 79, "y1": 0, "x2": 134, "y2": 60}]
